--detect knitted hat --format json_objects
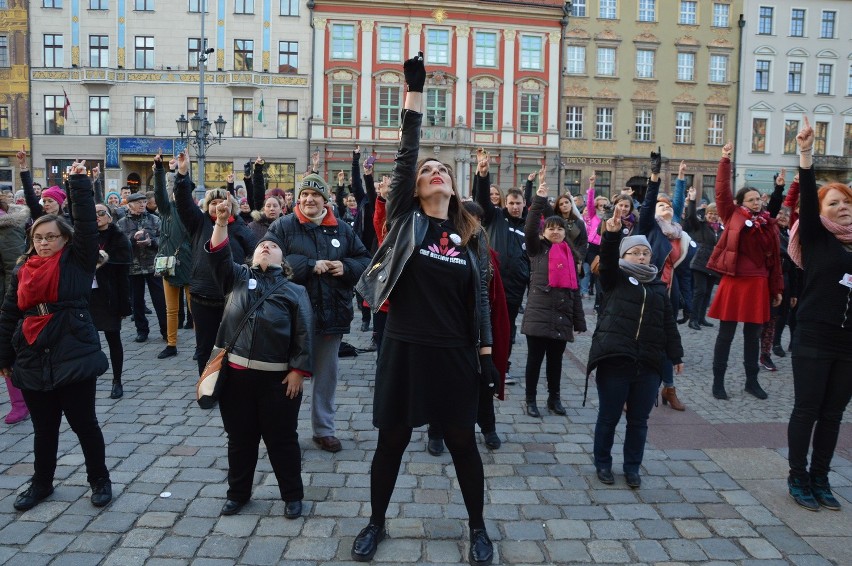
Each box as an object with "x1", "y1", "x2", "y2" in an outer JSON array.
[
  {"x1": 201, "y1": 188, "x2": 239, "y2": 217},
  {"x1": 256, "y1": 232, "x2": 284, "y2": 250},
  {"x1": 619, "y1": 235, "x2": 652, "y2": 258},
  {"x1": 14, "y1": 190, "x2": 24, "y2": 201},
  {"x1": 41, "y1": 186, "x2": 66, "y2": 207},
  {"x1": 105, "y1": 191, "x2": 120, "y2": 202},
  {"x1": 297, "y1": 174, "x2": 330, "y2": 201}
]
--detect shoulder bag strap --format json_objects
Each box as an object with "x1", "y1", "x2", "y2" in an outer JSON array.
[{"x1": 223, "y1": 278, "x2": 288, "y2": 353}]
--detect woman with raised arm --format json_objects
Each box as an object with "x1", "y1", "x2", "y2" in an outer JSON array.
[
  {"x1": 355, "y1": 53, "x2": 495, "y2": 566},
  {"x1": 784, "y1": 117, "x2": 852, "y2": 511}
]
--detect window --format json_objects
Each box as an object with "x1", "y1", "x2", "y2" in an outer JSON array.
[
  {"x1": 787, "y1": 62, "x2": 803, "y2": 93},
  {"x1": 571, "y1": 0, "x2": 586, "y2": 17},
  {"x1": 599, "y1": 0, "x2": 616, "y2": 19},
  {"x1": 755, "y1": 60, "x2": 770, "y2": 91},
  {"x1": 596, "y1": 47, "x2": 615, "y2": 76},
  {"x1": 675, "y1": 111, "x2": 693, "y2": 144},
  {"x1": 232, "y1": 98, "x2": 253, "y2": 137},
  {"x1": 758, "y1": 7, "x2": 773, "y2": 35},
  {"x1": 519, "y1": 93, "x2": 541, "y2": 134},
  {"x1": 818, "y1": 63, "x2": 833, "y2": 95},
  {"x1": 188, "y1": 0, "x2": 208, "y2": 12},
  {"x1": 426, "y1": 88, "x2": 448, "y2": 126},
  {"x1": 634, "y1": 109, "x2": 652, "y2": 142},
  {"x1": 565, "y1": 106, "x2": 583, "y2": 138},
  {"x1": 709, "y1": 55, "x2": 728, "y2": 83},
  {"x1": 566, "y1": 46, "x2": 585, "y2": 74},
  {"x1": 186, "y1": 96, "x2": 207, "y2": 118},
  {"x1": 278, "y1": 41, "x2": 297, "y2": 73},
  {"x1": 135, "y1": 36, "x2": 154, "y2": 69},
  {"x1": 844, "y1": 124, "x2": 852, "y2": 157},
  {"x1": 474, "y1": 32, "x2": 497, "y2": 67},
  {"x1": 0, "y1": 107, "x2": 8, "y2": 137},
  {"x1": 595, "y1": 107, "x2": 613, "y2": 140},
  {"x1": 134, "y1": 96, "x2": 155, "y2": 135},
  {"x1": 564, "y1": 170, "x2": 581, "y2": 194},
  {"x1": 426, "y1": 29, "x2": 449, "y2": 65},
  {"x1": 679, "y1": 1, "x2": 697, "y2": 25},
  {"x1": 677, "y1": 52, "x2": 694, "y2": 81},
  {"x1": 814, "y1": 121, "x2": 828, "y2": 154},
  {"x1": 234, "y1": 39, "x2": 253, "y2": 71},
  {"x1": 45, "y1": 95, "x2": 65, "y2": 134},
  {"x1": 377, "y1": 86, "x2": 401, "y2": 128},
  {"x1": 234, "y1": 0, "x2": 253, "y2": 14},
  {"x1": 89, "y1": 35, "x2": 108, "y2": 68},
  {"x1": 713, "y1": 3, "x2": 729, "y2": 27},
  {"x1": 473, "y1": 91, "x2": 496, "y2": 131},
  {"x1": 134, "y1": 0, "x2": 153, "y2": 10},
  {"x1": 790, "y1": 9, "x2": 805, "y2": 37},
  {"x1": 636, "y1": 50, "x2": 654, "y2": 79},
  {"x1": 279, "y1": 0, "x2": 298, "y2": 16},
  {"x1": 638, "y1": 0, "x2": 655, "y2": 22},
  {"x1": 595, "y1": 171, "x2": 612, "y2": 195},
  {"x1": 89, "y1": 96, "x2": 109, "y2": 135},
  {"x1": 520, "y1": 36, "x2": 543, "y2": 70},
  {"x1": 44, "y1": 34, "x2": 63, "y2": 67},
  {"x1": 89, "y1": 0, "x2": 107, "y2": 9},
  {"x1": 820, "y1": 11, "x2": 836, "y2": 39},
  {"x1": 784, "y1": 120, "x2": 799, "y2": 154},
  {"x1": 707, "y1": 113, "x2": 725, "y2": 145},
  {"x1": 43, "y1": 0, "x2": 62, "y2": 6},
  {"x1": 751, "y1": 118, "x2": 767, "y2": 153},
  {"x1": 329, "y1": 83, "x2": 353, "y2": 126},
  {"x1": 188, "y1": 38, "x2": 202, "y2": 70},
  {"x1": 378, "y1": 27, "x2": 402, "y2": 62},
  {"x1": 0, "y1": 37, "x2": 8, "y2": 68},
  {"x1": 330, "y1": 24, "x2": 355, "y2": 59}
]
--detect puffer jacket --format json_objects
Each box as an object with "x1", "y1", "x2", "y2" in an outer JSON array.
[
  {"x1": 116, "y1": 210, "x2": 161, "y2": 275},
  {"x1": 0, "y1": 175, "x2": 109, "y2": 391},
  {"x1": 94, "y1": 223, "x2": 132, "y2": 318},
  {"x1": 266, "y1": 204, "x2": 370, "y2": 335},
  {"x1": 0, "y1": 204, "x2": 30, "y2": 295},
  {"x1": 207, "y1": 238, "x2": 313, "y2": 374},
  {"x1": 683, "y1": 199, "x2": 722, "y2": 276},
  {"x1": 152, "y1": 163, "x2": 192, "y2": 287},
  {"x1": 355, "y1": 108, "x2": 493, "y2": 349},
  {"x1": 521, "y1": 195, "x2": 587, "y2": 342},
  {"x1": 247, "y1": 211, "x2": 275, "y2": 242},
  {"x1": 173, "y1": 173, "x2": 258, "y2": 299}
]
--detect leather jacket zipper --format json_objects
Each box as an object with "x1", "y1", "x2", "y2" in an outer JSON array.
[{"x1": 635, "y1": 285, "x2": 647, "y2": 340}]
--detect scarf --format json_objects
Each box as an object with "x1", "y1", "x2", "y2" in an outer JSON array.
[
  {"x1": 738, "y1": 206, "x2": 770, "y2": 230},
  {"x1": 709, "y1": 221, "x2": 722, "y2": 233},
  {"x1": 656, "y1": 216, "x2": 683, "y2": 239},
  {"x1": 622, "y1": 213, "x2": 636, "y2": 232},
  {"x1": 618, "y1": 259, "x2": 658, "y2": 283},
  {"x1": 295, "y1": 204, "x2": 338, "y2": 226},
  {"x1": 548, "y1": 241, "x2": 578, "y2": 289},
  {"x1": 18, "y1": 252, "x2": 63, "y2": 344},
  {"x1": 788, "y1": 216, "x2": 852, "y2": 268},
  {"x1": 209, "y1": 213, "x2": 235, "y2": 225}
]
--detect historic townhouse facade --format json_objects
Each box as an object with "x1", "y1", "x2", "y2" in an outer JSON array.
[
  {"x1": 28, "y1": 0, "x2": 312, "y2": 191},
  {"x1": 562, "y1": 0, "x2": 742, "y2": 201},
  {"x1": 0, "y1": 0, "x2": 30, "y2": 191},
  {"x1": 737, "y1": 0, "x2": 852, "y2": 189},
  {"x1": 309, "y1": 0, "x2": 565, "y2": 194}
]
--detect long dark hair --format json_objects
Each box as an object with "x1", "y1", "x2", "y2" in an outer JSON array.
[{"x1": 415, "y1": 158, "x2": 479, "y2": 247}]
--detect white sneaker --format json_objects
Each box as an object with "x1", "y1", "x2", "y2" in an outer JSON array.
[{"x1": 504, "y1": 374, "x2": 517, "y2": 385}]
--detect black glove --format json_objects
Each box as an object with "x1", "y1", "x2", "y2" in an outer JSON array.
[
  {"x1": 403, "y1": 51, "x2": 426, "y2": 93},
  {"x1": 243, "y1": 160, "x2": 252, "y2": 178},
  {"x1": 479, "y1": 354, "x2": 499, "y2": 394},
  {"x1": 650, "y1": 147, "x2": 662, "y2": 175}
]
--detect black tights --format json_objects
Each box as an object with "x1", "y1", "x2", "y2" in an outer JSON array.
[
  {"x1": 103, "y1": 330, "x2": 124, "y2": 384},
  {"x1": 713, "y1": 320, "x2": 761, "y2": 376},
  {"x1": 370, "y1": 425, "x2": 484, "y2": 529}
]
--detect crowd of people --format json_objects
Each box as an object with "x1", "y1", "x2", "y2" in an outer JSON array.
[{"x1": 1, "y1": 55, "x2": 851, "y2": 565}]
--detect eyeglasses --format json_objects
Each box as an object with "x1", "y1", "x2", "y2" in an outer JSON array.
[
  {"x1": 33, "y1": 234, "x2": 63, "y2": 243},
  {"x1": 96, "y1": 210, "x2": 111, "y2": 217},
  {"x1": 624, "y1": 251, "x2": 651, "y2": 258}
]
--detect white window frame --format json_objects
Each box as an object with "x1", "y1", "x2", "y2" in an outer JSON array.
[
  {"x1": 596, "y1": 47, "x2": 615, "y2": 76},
  {"x1": 707, "y1": 113, "x2": 725, "y2": 145},
  {"x1": 709, "y1": 54, "x2": 728, "y2": 83},
  {"x1": 376, "y1": 85, "x2": 402, "y2": 128},
  {"x1": 519, "y1": 92, "x2": 541, "y2": 134},
  {"x1": 329, "y1": 82, "x2": 355, "y2": 126},
  {"x1": 817, "y1": 63, "x2": 833, "y2": 95},
  {"x1": 712, "y1": 3, "x2": 729, "y2": 27},
  {"x1": 679, "y1": 1, "x2": 697, "y2": 25},
  {"x1": 676, "y1": 52, "x2": 695, "y2": 81},
  {"x1": 595, "y1": 107, "x2": 614, "y2": 140},
  {"x1": 474, "y1": 31, "x2": 498, "y2": 67},
  {"x1": 634, "y1": 108, "x2": 653, "y2": 142},
  {"x1": 571, "y1": 0, "x2": 586, "y2": 17},
  {"x1": 788, "y1": 61, "x2": 803, "y2": 93},
  {"x1": 330, "y1": 23, "x2": 356, "y2": 60},
  {"x1": 377, "y1": 26, "x2": 403, "y2": 63},
  {"x1": 425, "y1": 28, "x2": 450, "y2": 66},
  {"x1": 565, "y1": 106, "x2": 584, "y2": 139},
  {"x1": 675, "y1": 111, "x2": 693, "y2": 144},
  {"x1": 755, "y1": 60, "x2": 771, "y2": 91},
  {"x1": 638, "y1": 0, "x2": 655, "y2": 22},
  {"x1": 519, "y1": 35, "x2": 543, "y2": 71},
  {"x1": 566, "y1": 46, "x2": 585, "y2": 75},
  {"x1": 473, "y1": 90, "x2": 497, "y2": 132},
  {"x1": 636, "y1": 49, "x2": 655, "y2": 79},
  {"x1": 599, "y1": 0, "x2": 616, "y2": 19}
]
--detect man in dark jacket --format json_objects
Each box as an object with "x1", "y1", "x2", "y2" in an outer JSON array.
[
  {"x1": 116, "y1": 192, "x2": 167, "y2": 343},
  {"x1": 266, "y1": 174, "x2": 370, "y2": 453}
]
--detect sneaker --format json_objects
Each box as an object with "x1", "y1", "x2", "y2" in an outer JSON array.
[
  {"x1": 759, "y1": 354, "x2": 778, "y2": 372},
  {"x1": 504, "y1": 374, "x2": 517, "y2": 385},
  {"x1": 772, "y1": 344, "x2": 786, "y2": 358},
  {"x1": 811, "y1": 476, "x2": 842, "y2": 510},
  {"x1": 788, "y1": 477, "x2": 820, "y2": 511},
  {"x1": 363, "y1": 338, "x2": 378, "y2": 352}
]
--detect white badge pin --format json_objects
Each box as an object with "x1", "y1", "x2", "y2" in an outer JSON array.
[
  {"x1": 449, "y1": 233, "x2": 461, "y2": 245},
  {"x1": 522, "y1": 243, "x2": 527, "y2": 251},
  {"x1": 745, "y1": 219, "x2": 753, "y2": 227},
  {"x1": 622, "y1": 228, "x2": 629, "y2": 235},
  {"x1": 248, "y1": 279, "x2": 257, "y2": 290},
  {"x1": 690, "y1": 240, "x2": 697, "y2": 247},
  {"x1": 629, "y1": 277, "x2": 639, "y2": 285},
  {"x1": 331, "y1": 238, "x2": 341, "y2": 248}
]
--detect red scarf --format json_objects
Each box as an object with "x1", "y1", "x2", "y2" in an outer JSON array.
[
  {"x1": 738, "y1": 206, "x2": 770, "y2": 230},
  {"x1": 18, "y1": 252, "x2": 62, "y2": 344}
]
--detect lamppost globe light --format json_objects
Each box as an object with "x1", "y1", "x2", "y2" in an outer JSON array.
[
  {"x1": 190, "y1": 113, "x2": 203, "y2": 135},
  {"x1": 176, "y1": 114, "x2": 188, "y2": 137},
  {"x1": 214, "y1": 115, "x2": 227, "y2": 137}
]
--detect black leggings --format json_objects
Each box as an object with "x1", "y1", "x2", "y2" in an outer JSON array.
[
  {"x1": 525, "y1": 336, "x2": 567, "y2": 401},
  {"x1": 370, "y1": 425, "x2": 484, "y2": 529},
  {"x1": 102, "y1": 330, "x2": 123, "y2": 384},
  {"x1": 713, "y1": 320, "x2": 761, "y2": 376}
]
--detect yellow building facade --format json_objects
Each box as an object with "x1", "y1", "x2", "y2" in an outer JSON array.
[{"x1": 0, "y1": 0, "x2": 30, "y2": 191}]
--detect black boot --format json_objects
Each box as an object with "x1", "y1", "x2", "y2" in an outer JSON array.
[
  {"x1": 712, "y1": 365, "x2": 728, "y2": 400},
  {"x1": 688, "y1": 319, "x2": 702, "y2": 330},
  {"x1": 547, "y1": 395, "x2": 566, "y2": 416},
  {"x1": 526, "y1": 399, "x2": 541, "y2": 418},
  {"x1": 744, "y1": 375, "x2": 768, "y2": 399}
]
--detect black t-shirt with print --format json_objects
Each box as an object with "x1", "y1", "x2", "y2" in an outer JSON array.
[{"x1": 385, "y1": 217, "x2": 474, "y2": 347}]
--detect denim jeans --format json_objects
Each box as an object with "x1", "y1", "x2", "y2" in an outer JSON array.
[{"x1": 593, "y1": 357, "x2": 661, "y2": 474}]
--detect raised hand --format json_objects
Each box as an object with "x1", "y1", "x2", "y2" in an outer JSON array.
[
  {"x1": 650, "y1": 147, "x2": 662, "y2": 174},
  {"x1": 403, "y1": 51, "x2": 426, "y2": 93},
  {"x1": 538, "y1": 165, "x2": 546, "y2": 184},
  {"x1": 379, "y1": 175, "x2": 391, "y2": 199},
  {"x1": 177, "y1": 151, "x2": 190, "y2": 175},
  {"x1": 15, "y1": 145, "x2": 28, "y2": 170},
  {"x1": 678, "y1": 160, "x2": 686, "y2": 177},
  {"x1": 776, "y1": 168, "x2": 786, "y2": 186},
  {"x1": 92, "y1": 164, "x2": 101, "y2": 179},
  {"x1": 588, "y1": 174, "x2": 596, "y2": 186},
  {"x1": 476, "y1": 148, "x2": 489, "y2": 177},
  {"x1": 527, "y1": 170, "x2": 537, "y2": 182},
  {"x1": 311, "y1": 150, "x2": 320, "y2": 170},
  {"x1": 214, "y1": 200, "x2": 230, "y2": 222},
  {"x1": 255, "y1": 155, "x2": 265, "y2": 166},
  {"x1": 70, "y1": 160, "x2": 87, "y2": 175},
  {"x1": 354, "y1": 145, "x2": 360, "y2": 155},
  {"x1": 168, "y1": 158, "x2": 178, "y2": 171},
  {"x1": 337, "y1": 170, "x2": 346, "y2": 186},
  {"x1": 797, "y1": 116, "x2": 814, "y2": 152},
  {"x1": 226, "y1": 173, "x2": 234, "y2": 184},
  {"x1": 722, "y1": 142, "x2": 733, "y2": 159},
  {"x1": 687, "y1": 187, "x2": 697, "y2": 201},
  {"x1": 605, "y1": 203, "x2": 623, "y2": 232},
  {"x1": 537, "y1": 182, "x2": 548, "y2": 198}
]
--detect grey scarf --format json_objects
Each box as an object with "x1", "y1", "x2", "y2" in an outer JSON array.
[
  {"x1": 618, "y1": 260, "x2": 659, "y2": 283},
  {"x1": 656, "y1": 217, "x2": 683, "y2": 239}
]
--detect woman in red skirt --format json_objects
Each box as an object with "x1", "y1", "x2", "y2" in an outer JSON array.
[{"x1": 707, "y1": 142, "x2": 783, "y2": 400}]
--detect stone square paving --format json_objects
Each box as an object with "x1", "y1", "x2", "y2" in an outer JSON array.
[{"x1": 0, "y1": 299, "x2": 850, "y2": 565}]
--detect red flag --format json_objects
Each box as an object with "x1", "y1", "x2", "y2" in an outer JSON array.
[{"x1": 62, "y1": 88, "x2": 71, "y2": 119}]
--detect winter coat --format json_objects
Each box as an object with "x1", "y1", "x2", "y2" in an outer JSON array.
[
  {"x1": 247, "y1": 211, "x2": 275, "y2": 242},
  {"x1": 116, "y1": 211, "x2": 161, "y2": 275},
  {"x1": 152, "y1": 163, "x2": 192, "y2": 287},
  {"x1": 20, "y1": 169, "x2": 45, "y2": 221},
  {"x1": 521, "y1": 195, "x2": 587, "y2": 342},
  {"x1": 266, "y1": 204, "x2": 370, "y2": 335},
  {"x1": 540, "y1": 199, "x2": 589, "y2": 260},
  {"x1": 683, "y1": 199, "x2": 722, "y2": 276},
  {"x1": 583, "y1": 186, "x2": 603, "y2": 246},
  {"x1": 94, "y1": 224, "x2": 133, "y2": 317},
  {"x1": 638, "y1": 177, "x2": 693, "y2": 277},
  {"x1": 0, "y1": 175, "x2": 109, "y2": 391},
  {"x1": 0, "y1": 204, "x2": 30, "y2": 295}
]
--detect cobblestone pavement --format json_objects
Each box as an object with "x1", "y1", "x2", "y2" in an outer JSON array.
[{"x1": 0, "y1": 299, "x2": 850, "y2": 565}]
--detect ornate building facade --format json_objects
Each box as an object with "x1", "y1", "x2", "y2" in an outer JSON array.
[{"x1": 0, "y1": 0, "x2": 31, "y2": 191}]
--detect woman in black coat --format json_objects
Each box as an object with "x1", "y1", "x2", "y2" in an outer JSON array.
[{"x1": 682, "y1": 189, "x2": 722, "y2": 330}]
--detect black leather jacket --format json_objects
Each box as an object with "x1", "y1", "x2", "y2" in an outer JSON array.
[{"x1": 355, "y1": 109, "x2": 493, "y2": 348}]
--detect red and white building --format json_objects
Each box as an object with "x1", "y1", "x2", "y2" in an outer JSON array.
[{"x1": 309, "y1": 0, "x2": 566, "y2": 193}]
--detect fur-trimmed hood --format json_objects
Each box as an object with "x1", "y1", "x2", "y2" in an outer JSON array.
[{"x1": 0, "y1": 204, "x2": 31, "y2": 230}]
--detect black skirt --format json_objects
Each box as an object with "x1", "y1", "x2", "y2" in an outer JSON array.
[
  {"x1": 373, "y1": 337, "x2": 479, "y2": 429},
  {"x1": 89, "y1": 288, "x2": 121, "y2": 332}
]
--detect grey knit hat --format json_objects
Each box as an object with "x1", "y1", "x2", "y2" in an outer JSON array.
[
  {"x1": 297, "y1": 174, "x2": 330, "y2": 201},
  {"x1": 619, "y1": 235, "x2": 652, "y2": 258}
]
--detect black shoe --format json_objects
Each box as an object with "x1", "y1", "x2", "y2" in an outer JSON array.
[
  {"x1": 712, "y1": 385, "x2": 728, "y2": 400},
  {"x1": 157, "y1": 346, "x2": 177, "y2": 359},
  {"x1": 483, "y1": 431, "x2": 501, "y2": 450},
  {"x1": 144, "y1": 307, "x2": 152, "y2": 314},
  {"x1": 134, "y1": 333, "x2": 148, "y2": 343},
  {"x1": 221, "y1": 499, "x2": 246, "y2": 516},
  {"x1": 788, "y1": 477, "x2": 820, "y2": 511},
  {"x1": 183, "y1": 320, "x2": 194, "y2": 329},
  {"x1": 745, "y1": 380, "x2": 768, "y2": 400},
  {"x1": 688, "y1": 320, "x2": 702, "y2": 330},
  {"x1": 427, "y1": 437, "x2": 444, "y2": 456},
  {"x1": 91, "y1": 477, "x2": 112, "y2": 507},
  {"x1": 13, "y1": 482, "x2": 54, "y2": 511},
  {"x1": 677, "y1": 316, "x2": 688, "y2": 324},
  {"x1": 547, "y1": 396, "x2": 566, "y2": 416},
  {"x1": 625, "y1": 472, "x2": 641, "y2": 489},
  {"x1": 773, "y1": 344, "x2": 786, "y2": 358},
  {"x1": 284, "y1": 500, "x2": 303, "y2": 519},
  {"x1": 526, "y1": 402, "x2": 541, "y2": 418},
  {"x1": 364, "y1": 338, "x2": 378, "y2": 352},
  {"x1": 351, "y1": 523, "x2": 387, "y2": 562},
  {"x1": 192, "y1": 351, "x2": 200, "y2": 361},
  {"x1": 811, "y1": 476, "x2": 841, "y2": 510},
  {"x1": 699, "y1": 319, "x2": 715, "y2": 327},
  {"x1": 360, "y1": 321, "x2": 371, "y2": 332},
  {"x1": 110, "y1": 382, "x2": 123, "y2": 400},
  {"x1": 469, "y1": 528, "x2": 493, "y2": 566},
  {"x1": 596, "y1": 468, "x2": 615, "y2": 485}
]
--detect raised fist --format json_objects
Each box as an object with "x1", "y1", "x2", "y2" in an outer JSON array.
[
  {"x1": 650, "y1": 147, "x2": 662, "y2": 175},
  {"x1": 403, "y1": 51, "x2": 426, "y2": 93}
]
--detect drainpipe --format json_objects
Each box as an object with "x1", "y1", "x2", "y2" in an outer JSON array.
[
  {"x1": 307, "y1": 0, "x2": 316, "y2": 169},
  {"x1": 557, "y1": 2, "x2": 571, "y2": 196},
  {"x1": 733, "y1": 13, "x2": 746, "y2": 189}
]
